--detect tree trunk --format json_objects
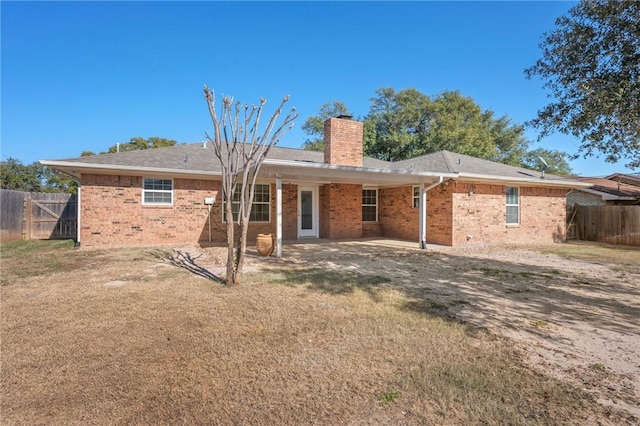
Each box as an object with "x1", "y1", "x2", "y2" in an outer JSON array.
[
  {"x1": 225, "y1": 197, "x2": 236, "y2": 285},
  {"x1": 232, "y1": 218, "x2": 250, "y2": 285}
]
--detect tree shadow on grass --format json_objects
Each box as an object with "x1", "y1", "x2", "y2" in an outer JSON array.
[
  {"x1": 268, "y1": 245, "x2": 640, "y2": 338},
  {"x1": 267, "y1": 268, "x2": 390, "y2": 293},
  {"x1": 155, "y1": 249, "x2": 224, "y2": 284}
]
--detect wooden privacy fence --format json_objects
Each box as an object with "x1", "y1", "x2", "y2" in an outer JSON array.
[
  {"x1": 0, "y1": 190, "x2": 77, "y2": 242},
  {"x1": 570, "y1": 204, "x2": 640, "y2": 247}
]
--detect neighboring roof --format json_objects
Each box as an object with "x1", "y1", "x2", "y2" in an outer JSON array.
[
  {"x1": 604, "y1": 173, "x2": 640, "y2": 187},
  {"x1": 41, "y1": 143, "x2": 588, "y2": 188},
  {"x1": 571, "y1": 176, "x2": 640, "y2": 201}
]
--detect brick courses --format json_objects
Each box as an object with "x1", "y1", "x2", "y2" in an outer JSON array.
[
  {"x1": 323, "y1": 118, "x2": 363, "y2": 167},
  {"x1": 78, "y1": 115, "x2": 568, "y2": 248}
]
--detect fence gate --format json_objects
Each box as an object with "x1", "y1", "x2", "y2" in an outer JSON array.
[{"x1": 25, "y1": 193, "x2": 77, "y2": 240}]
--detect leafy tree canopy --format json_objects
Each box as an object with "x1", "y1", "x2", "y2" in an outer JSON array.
[
  {"x1": 303, "y1": 87, "x2": 571, "y2": 173},
  {"x1": 0, "y1": 158, "x2": 77, "y2": 194},
  {"x1": 302, "y1": 101, "x2": 351, "y2": 151},
  {"x1": 365, "y1": 88, "x2": 531, "y2": 167},
  {"x1": 106, "y1": 137, "x2": 177, "y2": 153},
  {"x1": 521, "y1": 147, "x2": 572, "y2": 176},
  {"x1": 525, "y1": 0, "x2": 640, "y2": 168}
]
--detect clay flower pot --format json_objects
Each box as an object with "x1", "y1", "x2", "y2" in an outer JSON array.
[{"x1": 256, "y1": 233, "x2": 275, "y2": 256}]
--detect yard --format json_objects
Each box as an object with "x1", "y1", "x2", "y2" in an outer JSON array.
[{"x1": 1, "y1": 239, "x2": 638, "y2": 425}]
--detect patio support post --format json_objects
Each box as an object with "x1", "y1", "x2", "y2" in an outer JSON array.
[
  {"x1": 419, "y1": 182, "x2": 427, "y2": 249},
  {"x1": 419, "y1": 176, "x2": 444, "y2": 250},
  {"x1": 275, "y1": 175, "x2": 283, "y2": 258}
]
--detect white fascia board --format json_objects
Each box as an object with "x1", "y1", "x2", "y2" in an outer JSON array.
[
  {"x1": 457, "y1": 172, "x2": 592, "y2": 188},
  {"x1": 40, "y1": 160, "x2": 223, "y2": 179},
  {"x1": 263, "y1": 158, "x2": 458, "y2": 181}
]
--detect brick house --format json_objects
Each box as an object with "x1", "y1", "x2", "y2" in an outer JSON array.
[{"x1": 41, "y1": 116, "x2": 588, "y2": 252}]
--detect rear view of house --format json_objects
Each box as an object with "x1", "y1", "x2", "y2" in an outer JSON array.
[{"x1": 42, "y1": 117, "x2": 587, "y2": 250}]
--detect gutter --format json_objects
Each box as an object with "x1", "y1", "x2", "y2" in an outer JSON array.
[
  {"x1": 263, "y1": 158, "x2": 459, "y2": 179},
  {"x1": 457, "y1": 172, "x2": 592, "y2": 188},
  {"x1": 39, "y1": 160, "x2": 223, "y2": 179}
]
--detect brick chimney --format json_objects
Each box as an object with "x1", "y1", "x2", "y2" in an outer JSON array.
[{"x1": 323, "y1": 116, "x2": 363, "y2": 167}]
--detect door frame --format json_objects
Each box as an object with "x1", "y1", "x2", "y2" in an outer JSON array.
[{"x1": 297, "y1": 185, "x2": 319, "y2": 238}]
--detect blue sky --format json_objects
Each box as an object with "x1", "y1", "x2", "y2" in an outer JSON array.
[{"x1": 1, "y1": 1, "x2": 636, "y2": 177}]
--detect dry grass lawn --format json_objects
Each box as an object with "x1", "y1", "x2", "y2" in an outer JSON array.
[{"x1": 1, "y1": 239, "x2": 637, "y2": 425}]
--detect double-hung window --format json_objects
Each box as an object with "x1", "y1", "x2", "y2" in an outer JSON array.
[
  {"x1": 412, "y1": 186, "x2": 420, "y2": 208},
  {"x1": 223, "y1": 183, "x2": 271, "y2": 223},
  {"x1": 143, "y1": 178, "x2": 173, "y2": 205},
  {"x1": 505, "y1": 187, "x2": 520, "y2": 225},
  {"x1": 362, "y1": 189, "x2": 378, "y2": 222}
]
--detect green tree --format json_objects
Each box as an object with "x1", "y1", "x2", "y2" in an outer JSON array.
[
  {"x1": 106, "y1": 137, "x2": 177, "y2": 153},
  {"x1": 365, "y1": 87, "x2": 432, "y2": 161},
  {"x1": 1, "y1": 158, "x2": 42, "y2": 192},
  {"x1": 364, "y1": 88, "x2": 530, "y2": 165},
  {"x1": 302, "y1": 101, "x2": 351, "y2": 151},
  {"x1": 525, "y1": 0, "x2": 640, "y2": 168},
  {"x1": 521, "y1": 147, "x2": 572, "y2": 176},
  {"x1": 0, "y1": 158, "x2": 77, "y2": 193}
]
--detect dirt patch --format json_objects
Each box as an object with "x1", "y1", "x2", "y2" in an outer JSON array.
[
  {"x1": 266, "y1": 240, "x2": 640, "y2": 419},
  {"x1": 2, "y1": 239, "x2": 638, "y2": 424}
]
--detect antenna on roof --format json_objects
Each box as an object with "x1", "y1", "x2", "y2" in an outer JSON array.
[{"x1": 538, "y1": 156, "x2": 549, "y2": 179}]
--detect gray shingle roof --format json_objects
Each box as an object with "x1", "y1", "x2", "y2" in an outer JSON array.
[
  {"x1": 44, "y1": 143, "x2": 579, "y2": 185},
  {"x1": 50, "y1": 143, "x2": 395, "y2": 172},
  {"x1": 393, "y1": 150, "x2": 562, "y2": 180}
]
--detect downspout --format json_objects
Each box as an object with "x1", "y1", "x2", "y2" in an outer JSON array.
[
  {"x1": 275, "y1": 175, "x2": 283, "y2": 258},
  {"x1": 76, "y1": 184, "x2": 81, "y2": 247},
  {"x1": 419, "y1": 176, "x2": 444, "y2": 249}
]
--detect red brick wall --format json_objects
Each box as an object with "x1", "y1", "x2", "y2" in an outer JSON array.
[
  {"x1": 323, "y1": 118, "x2": 363, "y2": 167},
  {"x1": 378, "y1": 185, "x2": 454, "y2": 245},
  {"x1": 378, "y1": 182, "x2": 566, "y2": 246},
  {"x1": 319, "y1": 184, "x2": 330, "y2": 239},
  {"x1": 323, "y1": 183, "x2": 363, "y2": 239},
  {"x1": 80, "y1": 174, "x2": 567, "y2": 247},
  {"x1": 80, "y1": 174, "x2": 299, "y2": 247},
  {"x1": 450, "y1": 183, "x2": 567, "y2": 246},
  {"x1": 281, "y1": 183, "x2": 298, "y2": 240},
  {"x1": 379, "y1": 187, "x2": 416, "y2": 240},
  {"x1": 362, "y1": 222, "x2": 381, "y2": 238},
  {"x1": 426, "y1": 184, "x2": 454, "y2": 246}
]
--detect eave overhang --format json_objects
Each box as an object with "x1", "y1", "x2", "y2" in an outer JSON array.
[{"x1": 40, "y1": 159, "x2": 591, "y2": 189}]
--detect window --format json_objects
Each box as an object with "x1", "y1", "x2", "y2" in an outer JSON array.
[
  {"x1": 143, "y1": 178, "x2": 173, "y2": 205},
  {"x1": 362, "y1": 189, "x2": 378, "y2": 222},
  {"x1": 506, "y1": 187, "x2": 519, "y2": 225},
  {"x1": 413, "y1": 186, "x2": 420, "y2": 208},
  {"x1": 223, "y1": 183, "x2": 270, "y2": 223}
]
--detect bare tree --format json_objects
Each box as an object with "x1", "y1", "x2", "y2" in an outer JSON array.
[{"x1": 204, "y1": 86, "x2": 298, "y2": 285}]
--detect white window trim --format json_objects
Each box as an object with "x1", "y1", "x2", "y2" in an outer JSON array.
[
  {"x1": 142, "y1": 177, "x2": 173, "y2": 206},
  {"x1": 362, "y1": 187, "x2": 378, "y2": 222},
  {"x1": 412, "y1": 185, "x2": 420, "y2": 208},
  {"x1": 222, "y1": 183, "x2": 271, "y2": 224},
  {"x1": 506, "y1": 187, "x2": 520, "y2": 225}
]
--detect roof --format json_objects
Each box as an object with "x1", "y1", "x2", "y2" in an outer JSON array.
[
  {"x1": 41, "y1": 143, "x2": 588, "y2": 188},
  {"x1": 604, "y1": 173, "x2": 640, "y2": 187},
  {"x1": 572, "y1": 176, "x2": 640, "y2": 200}
]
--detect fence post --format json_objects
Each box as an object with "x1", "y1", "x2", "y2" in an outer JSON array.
[{"x1": 23, "y1": 193, "x2": 32, "y2": 240}]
